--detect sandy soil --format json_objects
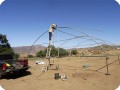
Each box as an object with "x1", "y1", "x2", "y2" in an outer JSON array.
[{"x1": 0, "y1": 56, "x2": 120, "y2": 90}]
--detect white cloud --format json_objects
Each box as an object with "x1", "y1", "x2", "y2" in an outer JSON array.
[
  {"x1": 0, "y1": 0, "x2": 5, "y2": 5},
  {"x1": 115, "y1": 0, "x2": 120, "y2": 5}
]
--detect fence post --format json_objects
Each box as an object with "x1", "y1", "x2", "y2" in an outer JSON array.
[
  {"x1": 118, "y1": 55, "x2": 120, "y2": 64},
  {"x1": 105, "y1": 57, "x2": 110, "y2": 75}
]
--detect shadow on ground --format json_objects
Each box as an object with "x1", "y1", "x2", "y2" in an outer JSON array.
[{"x1": 1, "y1": 71, "x2": 32, "y2": 79}]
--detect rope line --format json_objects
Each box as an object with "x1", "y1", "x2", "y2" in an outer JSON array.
[{"x1": 28, "y1": 30, "x2": 48, "y2": 56}]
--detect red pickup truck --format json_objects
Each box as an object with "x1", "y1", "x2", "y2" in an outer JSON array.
[{"x1": 0, "y1": 54, "x2": 30, "y2": 79}]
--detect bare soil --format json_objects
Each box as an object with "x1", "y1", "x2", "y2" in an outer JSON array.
[{"x1": 0, "y1": 56, "x2": 120, "y2": 90}]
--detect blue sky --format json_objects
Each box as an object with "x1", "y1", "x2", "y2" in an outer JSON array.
[{"x1": 0, "y1": 0, "x2": 120, "y2": 47}]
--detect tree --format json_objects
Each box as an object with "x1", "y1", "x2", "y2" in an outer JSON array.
[
  {"x1": 71, "y1": 49, "x2": 78, "y2": 55},
  {"x1": 27, "y1": 55, "x2": 34, "y2": 58},
  {"x1": 58, "y1": 48, "x2": 68, "y2": 57},
  {"x1": 36, "y1": 46, "x2": 69, "y2": 58},
  {"x1": 0, "y1": 34, "x2": 10, "y2": 48},
  {"x1": 50, "y1": 46, "x2": 58, "y2": 57},
  {"x1": 36, "y1": 50, "x2": 46, "y2": 57},
  {"x1": 0, "y1": 34, "x2": 13, "y2": 55},
  {"x1": 0, "y1": 34, "x2": 19, "y2": 59},
  {"x1": 13, "y1": 53, "x2": 20, "y2": 59}
]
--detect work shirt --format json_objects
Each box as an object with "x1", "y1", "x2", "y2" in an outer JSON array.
[
  {"x1": 49, "y1": 26, "x2": 54, "y2": 32},
  {"x1": 49, "y1": 24, "x2": 57, "y2": 32}
]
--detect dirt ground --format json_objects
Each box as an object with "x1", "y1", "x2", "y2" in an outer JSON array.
[{"x1": 0, "y1": 56, "x2": 120, "y2": 90}]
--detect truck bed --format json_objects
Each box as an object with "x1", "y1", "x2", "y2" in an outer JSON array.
[{"x1": 0, "y1": 58, "x2": 30, "y2": 78}]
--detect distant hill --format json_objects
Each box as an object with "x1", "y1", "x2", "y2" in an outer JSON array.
[
  {"x1": 88, "y1": 44, "x2": 120, "y2": 50},
  {"x1": 77, "y1": 44, "x2": 120, "y2": 56},
  {"x1": 12, "y1": 45, "x2": 46, "y2": 57},
  {"x1": 12, "y1": 44, "x2": 120, "y2": 57}
]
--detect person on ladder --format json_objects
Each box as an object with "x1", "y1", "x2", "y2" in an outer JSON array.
[
  {"x1": 46, "y1": 24, "x2": 57, "y2": 69},
  {"x1": 49, "y1": 24, "x2": 57, "y2": 46}
]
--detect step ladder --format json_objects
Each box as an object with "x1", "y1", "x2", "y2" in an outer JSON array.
[{"x1": 46, "y1": 45, "x2": 58, "y2": 70}]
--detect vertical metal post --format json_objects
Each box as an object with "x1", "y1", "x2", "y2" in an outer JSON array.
[
  {"x1": 68, "y1": 50, "x2": 71, "y2": 60},
  {"x1": 118, "y1": 55, "x2": 120, "y2": 64},
  {"x1": 105, "y1": 57, "x2": 110, "y2": 75},
  {"x1": 57, "y1": 46, "x2": 60, "y2": 69}
]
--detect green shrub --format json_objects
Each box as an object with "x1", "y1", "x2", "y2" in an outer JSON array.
[
  {"x1": 36, "y1": 46, "x2": 69, "y2": 58},
  {"x1": 71, "y1": 49, "x2": 78, "y2": 55}
]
